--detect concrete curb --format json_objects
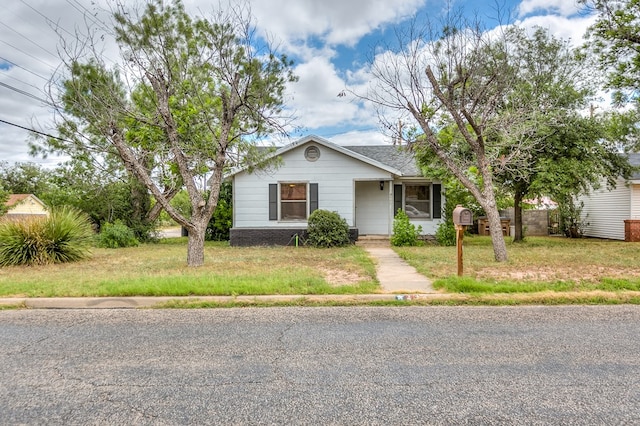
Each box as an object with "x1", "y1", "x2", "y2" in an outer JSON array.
[{"x1": 0, "y1": 294, "x2": 449, "y2": 309}]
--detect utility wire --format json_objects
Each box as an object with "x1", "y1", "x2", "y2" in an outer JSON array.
[
  {"x1": 0, "y1": 71, "x2": 47, "y2": 94},
  {"x1": 0, "y1": 118, "x2": 70, "y2": 143},
  {"x1": 0, "y1": 81, "x2": 53, "y2": 106},
  {"x1": 0, "y1": 20, "x2": 60, "y2": 60},
  {"x1": 0, "y1": 56, "x2": 49, "y2": 82},
  {"x1": 0, "y1": 40, "x2": 57, "y2": 72}
]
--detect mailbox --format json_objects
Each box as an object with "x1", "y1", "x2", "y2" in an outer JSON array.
[{"x1": 452, "y1": 205, "x2": 473, "y2": 226}]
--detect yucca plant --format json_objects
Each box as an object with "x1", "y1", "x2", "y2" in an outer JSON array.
[{"x1": 0, "y1": 206, "x2": 94, "y2": 266}]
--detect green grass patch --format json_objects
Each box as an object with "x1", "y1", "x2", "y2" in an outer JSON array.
[
  {"x1": 0, "y1": 241, "x2": 378, "y2": 297},
  {"x1": 396, "y1": 236, "x2": 640, "y2": 295}
]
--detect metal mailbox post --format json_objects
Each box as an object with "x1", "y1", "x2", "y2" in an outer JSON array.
[{"x1": 452, "y1": 205, "x2": 473, "y2": 276}]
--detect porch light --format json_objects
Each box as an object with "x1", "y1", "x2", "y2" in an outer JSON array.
[{"x1": 379, "y1": 181, "x2": 385, "y2": 190}]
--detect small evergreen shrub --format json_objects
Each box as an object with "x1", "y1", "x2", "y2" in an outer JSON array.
[
  {"x1": 306, "y1": 209, "x2": 351, "y2": 248},
  {"x1": 97, "y1": 220, "x2": 139, "y2": 248},
  {"x1": 0, "y1": 206, "x2": 94, "y2": 266},
  {"x1": 435, "y1": 221, "x2": 457, "y2": 246},
  {"x1": 391, "y1": 209, "x2": 423, "y2": 247}
]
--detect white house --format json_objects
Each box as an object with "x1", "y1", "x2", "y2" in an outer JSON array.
[
  {"x1": 578, "y1": 153, "x2": 640, "y2": 241},
  {"x1": 228, "y1": 135, "x2": 444, "y2": 246}
]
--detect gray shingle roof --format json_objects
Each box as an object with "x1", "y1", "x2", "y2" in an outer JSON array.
[{"x1": 344, "y1": 145, "x2": 421, "y2": 177}]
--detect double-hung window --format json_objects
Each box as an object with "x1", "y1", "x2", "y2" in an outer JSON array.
[
  {"x1": 280, "y1": 183, "x2": 308, "y2": 220},
  {"x1": 269, "y1": 182, "x2": 318, "y2": 221},
  {"x1": 404, "y1": 184, "x2": 431, "y2": 218},
  {"x1": 394, "y1": 183, "x2": 441, "y2": 219}
]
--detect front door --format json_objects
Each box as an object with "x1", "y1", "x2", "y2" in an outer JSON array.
[{"x1": 355, "y1": 180, "x2": 391, "y2": 235}]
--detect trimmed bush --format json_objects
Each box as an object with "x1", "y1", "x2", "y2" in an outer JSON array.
[
  {"x1": 306, "y1": 209, "x2": 351, "y2": 248},
  {"x1": 0, "y1": 206, "x2": 94, "y2": 266},
  {"x1": 97, "y1": 220, "x2": 139, "y2": 248},
  {"x1": 391, "y1": 209, "x2": 423, "y2": 247}
]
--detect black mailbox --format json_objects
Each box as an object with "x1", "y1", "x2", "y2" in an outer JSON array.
[{"x1": 452, "y1": 205, "x2": 473, "y2": 226}]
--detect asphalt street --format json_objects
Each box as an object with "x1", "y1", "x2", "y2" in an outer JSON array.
[{"x1": 1, "y1": 306, "x2": 639, "y2": 425}]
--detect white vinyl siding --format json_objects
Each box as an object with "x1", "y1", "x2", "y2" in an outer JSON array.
[
  {"x1": 233, "y1": 142, "x2": 393, "y2": 228},
  {"x1": 579, "y1": 177, "x2": 631, "y2": 240},
  {"x1": 355, "y1": 181, "x2": 391, "y2": 234},
  {"x1": 632, "y1": 184, "x2": 640, "y2": 219}
]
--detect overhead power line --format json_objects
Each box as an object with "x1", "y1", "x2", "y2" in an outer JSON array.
[
  {"x1": 0, "y1": 81, "x2": 53, "y2": 106},
  {"x1": 0, "y1": 56, "x2": 49, "y2": 82},
  {"x1": 0, "y1": 118, "x2": 70, "y2": 143}
]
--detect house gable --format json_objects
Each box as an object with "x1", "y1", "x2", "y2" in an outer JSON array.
[
  {"x1": 4, "y1": 194, "x2": 49, "y2": 218},
  {"x1": 232, "y1": 138, "x2": 404, "y2": 230}
]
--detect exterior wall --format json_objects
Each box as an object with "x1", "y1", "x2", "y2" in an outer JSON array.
[
  {"x1": 502, "y1": 208, "x2": 549, "y2": 236},
  {"x1": 393, "y1": 179, "x2": 444, "y2": 235},
  {"x1": 355, "y1": 180, "x2": 392, "y2": 234},
  {"x1": 579, "y1": 178, "x2": 631, "y2": 240},
  {"x1": 632, "y1": 184, "x2": 640, "y2": 219},
  {"x1": 7, "y1": 196, "x2": 48, "y2": 217},
  {"x1": 233, "y1": 141, "x2": 393, "y2": 229}
]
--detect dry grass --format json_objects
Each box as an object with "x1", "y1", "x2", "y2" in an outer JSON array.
[
  {"x1": 0, "y1": 239, "x2": 378, "y2": 297},
  {"x1": 395, "y1": 236, "x2": 640, "y2": 293}
]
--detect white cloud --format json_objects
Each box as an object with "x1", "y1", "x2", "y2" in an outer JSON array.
[
  {"x1": 515, "y1": 13, "x2": 597, "y2": 46},
  {"x1": 250, "y1": 0, "x2": 425, "y2": 47},
  {"x1": 517, "y1": 0, "x2": 584, "y2": 18},
  {"x1": 287, "y1": 56, "x2": 374, "y2": 129}
]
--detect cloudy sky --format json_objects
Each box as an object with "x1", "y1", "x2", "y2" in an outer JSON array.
[{"x1": 0, "y1": 0, "x2": 595, "y2": 167}]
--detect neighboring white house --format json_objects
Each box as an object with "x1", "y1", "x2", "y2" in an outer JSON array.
[
  {"x1": 2, "y1": 194, "x2": 49, "y2": 220},
  {"x1": 228, "y1": 135, "x2": 444, "y2": 246},
  {"x1": 578, "y1": 153, "x2": 640, "y2": 241}
]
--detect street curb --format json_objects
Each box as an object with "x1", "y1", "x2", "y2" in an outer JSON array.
[{"x1": 0, "y1": 293, "x2": 448, "y2": 309}]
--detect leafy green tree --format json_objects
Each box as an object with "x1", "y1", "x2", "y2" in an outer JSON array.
[
  {"x1": 45, "y1": 0, "x2": 296, "y2": 266},
  {"x1": 582, "y1": 0, "x2": 640, "y2": 106},
  {"x1": 206, "y1": 181, "x2": 232, "y2": 241},
  {"x1": 0, "y1": 186, "x2": 8, "y2": 216},
  {"x1": 489, "y1": 27, "x2": 633, "y2": 241},
  {"x1": 0, "y1": 161, "x2": 53, "y2": 196}
]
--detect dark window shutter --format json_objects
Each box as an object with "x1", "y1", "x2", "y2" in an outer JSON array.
[
  {"x1": 269, "y1": 184, "x2": 277, "y2": 220},
  {"x1": 393, "y1": 184, "x2": 402, "y2": 217},
  {"x1": 432, "y1": 184, "x2": 442, "y2": 219},
  {"x1": 309, "y1": 183, "x2": 318, "y2": 214}
]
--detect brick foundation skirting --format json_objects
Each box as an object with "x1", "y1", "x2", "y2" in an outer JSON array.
[
  {"x1": 230, "y1": 227, "x2": 359, "y2": 247},
  {"x1": 624, "y1": 220, "x2": 640, "y2": 242}
]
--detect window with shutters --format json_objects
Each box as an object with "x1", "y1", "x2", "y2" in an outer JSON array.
[
  {"x1": 280, "y1": 183, "x2": 307, "y2": 220},
  {"x1": 269, "y1": 182, "x2": 318, "y2": 221},
  {"x1": 404, "y1": 184, "x2": 431, "y2": 218}
]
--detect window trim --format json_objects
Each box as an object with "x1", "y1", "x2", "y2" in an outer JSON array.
[
  {"x1": 398, "y1": 182, "x2": 434, "y2": 219},
  {"x1": 279, "y1": 181, "x2": 309, "y2": 221}
]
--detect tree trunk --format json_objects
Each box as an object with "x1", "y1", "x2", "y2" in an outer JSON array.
[
  {"x1": 513, "y1": 189, "x2": 524, "y2": 242},
  {"x1": 186, "y1": 223, "x2": 206, "y2": 267},
  {"x1": 484, "y1": 207, "x2": 508, "y2": 262}
]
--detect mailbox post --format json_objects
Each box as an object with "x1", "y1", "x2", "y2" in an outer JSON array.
[{"x1": 452, "y1": 205, "x2": 473, "y2": 276}]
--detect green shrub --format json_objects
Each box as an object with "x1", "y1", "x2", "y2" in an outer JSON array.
[
  {"x1": 97, "y1": 220, "x2": 139, "y2": 248},
  {"x1": 435, "y1": 221, "x2": 457, "y2": 246},
  {"x1": 391, "y1": 209, "x2": 423, "y2": 246},
  {"x1": 0, "y1": 206, "x2": 94, "y2": 266},
  {"x1": 306, "y1": 209, "x2": 351, "y2": 248}
]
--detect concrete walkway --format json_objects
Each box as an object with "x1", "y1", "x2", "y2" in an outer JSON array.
[{"x1": 364, "y1": 247, "x2": 436, "y2": 293}]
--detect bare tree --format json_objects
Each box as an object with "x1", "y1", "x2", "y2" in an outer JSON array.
[
  {"x1": 362, "y1": 13, "x2": 514, "y2": 261},
  {"x1": 44, "y1": 0, "x2": 296, "y2": 266}
]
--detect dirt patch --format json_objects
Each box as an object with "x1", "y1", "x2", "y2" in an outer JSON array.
[
  {"x1": 320, "y1": 268, "x2": 368, "y2": 286},
  {"x1": 475, "y1": 265, "x2": 640, "y2": 282}
]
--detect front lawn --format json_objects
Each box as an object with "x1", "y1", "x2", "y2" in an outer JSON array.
[
  {"x1": 0, "y1": 239, "x2": 378, "y2": 297},
  {"x1": 395, "y1": 236, "x2": 640, "y2": 294}
]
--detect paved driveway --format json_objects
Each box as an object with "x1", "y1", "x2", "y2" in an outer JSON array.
[{"x1": 1, "y1": 306, "x2": 639, "y2": 424}]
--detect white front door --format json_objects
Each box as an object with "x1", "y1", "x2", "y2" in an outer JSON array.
[{"x1": 355, "y1": 181, "x2": 391, "y2": 235}]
